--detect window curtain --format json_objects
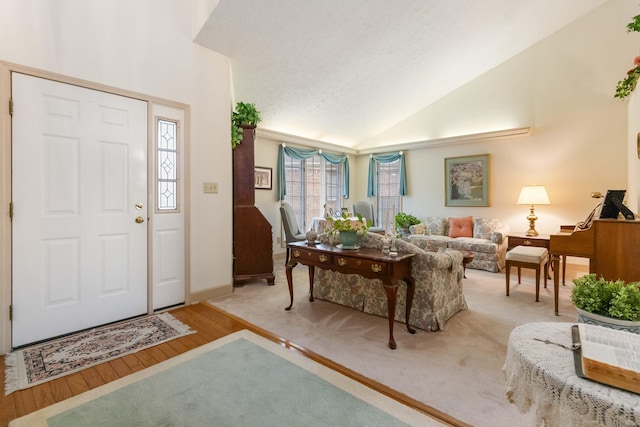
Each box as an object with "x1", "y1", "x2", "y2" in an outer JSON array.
[
  {"x1": 277, "y1": 144, "x2": 350, "y2": 201},
  {"x1": 366, "y1": 151, "x2": 407, "y2": 197}
]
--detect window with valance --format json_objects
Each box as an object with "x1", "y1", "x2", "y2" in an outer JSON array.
[
  {"x1": 277, "y1": 144, "x2": 349, "y2": 231},
  {"x1": 367, "y1": 152, "x2": 407, "y2": 230}
]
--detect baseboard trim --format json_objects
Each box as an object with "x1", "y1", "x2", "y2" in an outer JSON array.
[{"x1": 188, "y1": 284, "x2": 233, "y2": 304}]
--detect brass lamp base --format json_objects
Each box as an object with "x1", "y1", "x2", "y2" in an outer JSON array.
[{"x1": 525, "y1": 205, "x2": 539, "y2": 236}]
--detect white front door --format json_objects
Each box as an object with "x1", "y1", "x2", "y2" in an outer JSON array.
[{"x1": 12, "y1": 73, "x2": 148, "y2": 347}]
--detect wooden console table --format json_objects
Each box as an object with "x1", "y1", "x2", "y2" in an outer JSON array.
[{"x1": 285, "y1": 241, "x2": 416, "y2": 349}]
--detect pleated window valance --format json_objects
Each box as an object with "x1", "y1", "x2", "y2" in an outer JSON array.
[
  {"x1": 367, "y1": 151, "x2": 407, "y2": 197},
  {"x1": 277, "y1": 144, "x2": 350, "y2": 201}
]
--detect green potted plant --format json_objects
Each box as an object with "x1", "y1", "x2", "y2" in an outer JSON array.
[
  {"x1": 395, "y1": 212, "x2": 420, "y2": 236},
  {"x1": 571, "y1": 274, "x2": 640, "y2": 333},
  {"x1": 327, "y1": 213, "x2": 370, "y2": 248},
  {"x1": 231, "y1": 102, "x2": 261, "y2": 149}
]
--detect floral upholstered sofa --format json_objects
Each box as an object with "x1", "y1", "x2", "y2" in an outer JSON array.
[
  {"x1": 313, "y1": 232, "x2": 467, "y2": 331},
  {"x1": 406, "y1": 216, "x2": 509, "y2": 273}
]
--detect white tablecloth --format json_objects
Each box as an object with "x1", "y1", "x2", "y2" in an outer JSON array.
[
  {"x1": 503, "y1": 322, "x2": 640, "y2": 427},
  {"x1": 310, "y1": 217, "x2": 329, "y2": 233}
]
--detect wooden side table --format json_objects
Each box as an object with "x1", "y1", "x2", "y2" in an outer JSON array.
[
  {"x1": 508, "y1": 232, "x2": 551, "y2": 251},
  {"x1": 507, "y1": 233, "x2": 567, "y2": 286},
  {"x1": 458, "y1": 250, "x2": 474, "y2": 278},
  {"x1": 507, "y1": 233, "x2": 555, "y2": 280}
]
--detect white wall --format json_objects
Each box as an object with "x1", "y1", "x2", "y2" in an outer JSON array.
[
  {"x1": 628, "y1": 91, "x2": 640, "y2": 212},
  {"x1": 254, "y1": 137, "x2": 283, "y2": 255},
  {"x1": 348, "y1": 0, "x2": 638, "y2": 237},
  {"x1": 0, "y1": 0, "x2": 233, "y2": 295},
  {"x1": 255, "y1": 1, "x2": 640, "y2": 254},
  {"x1": 251, "y1": 1, "x2": 640, "y2": 266}
]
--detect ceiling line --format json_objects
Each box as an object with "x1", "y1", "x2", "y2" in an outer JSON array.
[
  {"x1": 357, "y1": 127, "x2": 533, "y2": 155},
  {"x1": 258, "y1": 127, "x2": 532, "y2": 156}
]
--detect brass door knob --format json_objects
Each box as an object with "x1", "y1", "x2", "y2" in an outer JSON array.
[{"x1": 135, "y1": 216, "x2": 145, "y2": 224}]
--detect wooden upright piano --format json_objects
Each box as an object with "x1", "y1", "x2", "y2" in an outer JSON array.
[{"x1": 549, "y1": 218, "x2": 640, "y2": 315}]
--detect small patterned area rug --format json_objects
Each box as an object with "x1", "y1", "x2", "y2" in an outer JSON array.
[{"x1": 4, "y1": 312, "x2": 195, "y2": 395}]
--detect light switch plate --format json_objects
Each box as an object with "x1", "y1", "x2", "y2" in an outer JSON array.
[{"x1": 203, "y1": 182, "x2": 218, "y2": 194}]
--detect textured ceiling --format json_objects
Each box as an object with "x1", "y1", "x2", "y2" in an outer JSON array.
[{"x1": 195, "y1": 0, "x2": 607, "y2": 149}]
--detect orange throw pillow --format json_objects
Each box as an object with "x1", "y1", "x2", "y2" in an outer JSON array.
[{"x1": 449, "y1": 216, "x2": 474, "y2": 238}]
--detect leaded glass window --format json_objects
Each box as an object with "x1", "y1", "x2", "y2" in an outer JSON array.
[{"x1": 157, "y1": 119, "x2": 179, "y2": 211}]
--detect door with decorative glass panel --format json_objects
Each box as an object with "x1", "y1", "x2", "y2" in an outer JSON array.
[
  {"x1": 11, "y1": 74, "x2": 149, "y2": 347},
  {"x1": 151, "y1": 105, "x2": 185, "y2": 311}
]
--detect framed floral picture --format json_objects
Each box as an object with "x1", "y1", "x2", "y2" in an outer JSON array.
[
  {"x1": 254, "y1": 166, "x2": 272, "y2": 190},
  {"x1": 444, "y1": 154, "x2": 490, "y2": 207}
]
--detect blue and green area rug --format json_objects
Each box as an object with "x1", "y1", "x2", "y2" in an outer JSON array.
[{"x1": 9, "y1": 330, "x2": 444, "y2": 426}]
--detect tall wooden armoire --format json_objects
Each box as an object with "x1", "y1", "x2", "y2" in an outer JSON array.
[{"x1": 233, "y1": 125, "x2": 275, "y2": 286}]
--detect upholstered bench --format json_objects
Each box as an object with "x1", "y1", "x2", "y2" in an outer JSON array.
[{"x1": 505, "y1": 246, "x2": 548, "y2": 302}]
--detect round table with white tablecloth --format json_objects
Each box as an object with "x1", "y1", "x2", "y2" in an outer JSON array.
[{"x1": 503, "y1": 322, "x2": 640, "y2": 427}]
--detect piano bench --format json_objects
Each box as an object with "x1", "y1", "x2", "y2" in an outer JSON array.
[{"x1": 505, "y1": 246, "x2": 549, "y2": 302}]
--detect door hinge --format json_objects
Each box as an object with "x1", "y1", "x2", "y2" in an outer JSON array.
[
  {"x1": 9, "y1": 98, "x2": 13, "y2": 116},
  {"x1": 9, "y1": 202, "x2": 13, "y2": 219},
  {"x1": 9, "y1": 305, "x2": 12, "y2": 321}
]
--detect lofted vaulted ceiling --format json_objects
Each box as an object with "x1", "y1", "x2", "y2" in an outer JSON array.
[{"x1": 195, "y1": 0, "x2": 607, "y2": 149}]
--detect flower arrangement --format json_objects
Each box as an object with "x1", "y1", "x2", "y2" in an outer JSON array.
[
  {"x1": 327, "y1": 212, "x2": 370, "y2": 235},
  {"x1": 614, "y1": 14, "x2": 640, "y2": 99},
  {"x1": 571, "y1": 274, "x2": 640, "y2": 321}
]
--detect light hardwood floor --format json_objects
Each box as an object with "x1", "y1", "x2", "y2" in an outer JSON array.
[{"x1": 0, "y1": 302, "x2": 464, "y2": 427}]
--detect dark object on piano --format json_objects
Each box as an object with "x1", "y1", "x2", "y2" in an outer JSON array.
[{"x1": 599, "y1": 190, "x2": 635, "y2": 220}]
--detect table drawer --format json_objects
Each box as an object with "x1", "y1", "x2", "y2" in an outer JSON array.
[
  {"x1": 291, "y1": 248, "x2": 331, "y2": 264},
  {"x1": 333, "y1": 255, "x2": 388, "y2": 275},
  {"x1": 509, "y1": 236, "x2": 548, "y2": 249}
]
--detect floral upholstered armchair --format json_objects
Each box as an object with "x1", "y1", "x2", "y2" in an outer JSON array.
[{"x1": 314, "y1": 232, "x2": 467, "y2": 331}]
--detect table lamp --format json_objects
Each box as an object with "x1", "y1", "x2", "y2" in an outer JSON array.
[{"x1": 517, "y1": 185, "x2": 550, "y2": 236}]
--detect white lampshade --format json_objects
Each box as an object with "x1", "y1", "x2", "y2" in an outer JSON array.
[{"x1": 517, "y1": 185, "x2": 550, "y2": 205}]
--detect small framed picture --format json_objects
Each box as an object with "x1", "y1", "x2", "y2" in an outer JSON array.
[
  {"x1": 444, "y1": 154, "x2": 490, "y2": 207},
  {"x1": 254, "y1": 166, "x2": 272, "y2": 190}
]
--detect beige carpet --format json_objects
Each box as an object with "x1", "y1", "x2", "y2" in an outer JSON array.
[{"x1": 209, "y1": 259, "x2": 585, "y2": 427}]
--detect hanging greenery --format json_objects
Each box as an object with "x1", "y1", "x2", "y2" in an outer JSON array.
[
  {"x1": 231, "y1": 102, "x2": 261, "y2": 148},
  {"x1": 614, "y1": 14, "x2": 640, "y2": 99}
]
